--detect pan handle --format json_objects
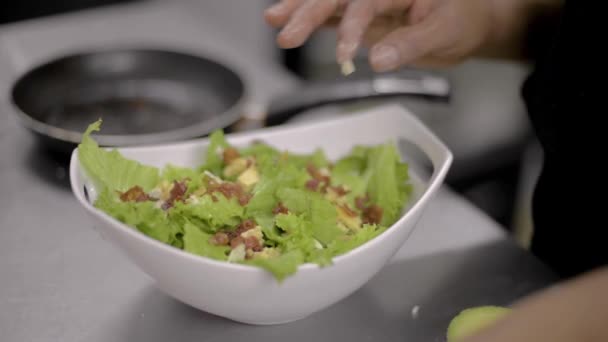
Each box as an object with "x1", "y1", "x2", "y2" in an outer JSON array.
[{"x1": 264, "y1": 69, "x2": 451, "y2": 126}]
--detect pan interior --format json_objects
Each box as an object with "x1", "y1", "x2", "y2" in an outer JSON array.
[{"x1": 12, "y1": 49, "x2": 244, "y2": 136}]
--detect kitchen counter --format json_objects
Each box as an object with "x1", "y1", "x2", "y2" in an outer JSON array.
[{"x1": 0, "y1": 2, "x2": 557, "y2": 341}]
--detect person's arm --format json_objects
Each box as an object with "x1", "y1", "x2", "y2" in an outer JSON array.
[{"x1": 464, "y1": 266, "x2": 608, "y2": 342}]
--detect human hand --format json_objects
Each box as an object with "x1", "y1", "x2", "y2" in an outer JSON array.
[
  {"x1": 264, "y1": 0, "x2": 495, "y2": 71},
  {"x1": 463, "y1": 267, "x2": 608, "y2": 342}
]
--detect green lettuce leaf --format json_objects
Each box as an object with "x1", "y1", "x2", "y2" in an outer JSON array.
[
  {"x1": 171, "y1": 194, "x2": 244, "y2": 233},
  {"x1": 396, "y1": 162, "x2": 414, "y2": 209},
  {"x1": 240, "y1": 142, "x2": 329, "y2": 173},
  {"x1": 245, "y1": 250, "x2": 304, "y2": 283},
  {"x1": 275, "y1": 212, "x2": 308, "y2": 234},
  {"x1": 78, "y1": 120, "x2": 159, "y2": 192},
  {"x1": 161, "y1": 165, "x2": 203, "y2": 195},
  {"x1": 200, "y1": 130, "x2": 229, "y2": 175},
  {"x1": 239, "y1": 142, "x2": 280, "y2": 160},
  {"x1": 276, "y1": 188, "x2": 342, "y2": 246},
  {"x1": 284, "y1": 148, "x2": 329, "y2": 169},
  {"x1": 365, "y1": 143, "x2": 410, "y2": 226},
  {"x1": 327, "y1": 224, "x2": 386, "y2": 256},
  {"x1": 183, "y1": 221, "x2": 230, "y2": 260},
  {"x1": 333, "y1": 142, "x2": 411, "y2": 226},
  {"x1": 275, "y1": 213, "x2": 333, "y2": 266},
  {"x1": 309, "y1": 194, "x2": 342, "y2": 246},
  {"x1": 244, "y1": 176, "x2": 277, "y2": 236},
  {"x1": 245, "y1": 164, "x2": 308, "y2": 231},
  {"x1": 276, "y1": 188, "x2": 309, "y2": 214},
  {"x1": 332, "y1": 155, "x2": 365, "y2": 179},
  {"x1": 95, "y1": 189, "x2": 180, "y2": 246},
  {"x1": 331, "y1": 156, "x2": 366, "y2": 196}
]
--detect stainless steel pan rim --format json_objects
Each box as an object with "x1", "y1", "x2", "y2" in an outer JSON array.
[
  {"x1": 10, "y1": 47, "x2": 249, "y2": 148},
  {"x1": 10, "y1": 47, "x2": 451, "y2": 154},
  {"x1": 10, "y1": 97, "x2": 247, "y2": 147}
]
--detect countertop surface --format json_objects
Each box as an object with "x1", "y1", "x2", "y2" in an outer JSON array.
[{"x1": 0, "y1": 2, "x2": 556, "y2": 341}]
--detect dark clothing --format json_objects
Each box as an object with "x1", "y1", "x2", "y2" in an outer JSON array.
[{"x1": 522, "y1": 1, "x2": 605, "y2": 278}]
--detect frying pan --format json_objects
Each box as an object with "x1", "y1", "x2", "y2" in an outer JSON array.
[{"x1": 10, "y1": 48, "x2": 450, "y2": 155}]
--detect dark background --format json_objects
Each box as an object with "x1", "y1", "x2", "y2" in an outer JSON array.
[{"x1": 0, "y1": 0, "x2": 141, "y2": 24}]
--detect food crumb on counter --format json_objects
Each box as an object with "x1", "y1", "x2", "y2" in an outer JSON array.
[{"x1": 411, "y1": 305, "x2": 420, "y2": 319}]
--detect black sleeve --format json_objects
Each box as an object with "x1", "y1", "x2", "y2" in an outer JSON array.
[
  {"x1": 522, "y1": 0, "x2": 607, "y2": 278},
  {"x1": 522, "y1": 2, "x2": 564, "y2": 63}
]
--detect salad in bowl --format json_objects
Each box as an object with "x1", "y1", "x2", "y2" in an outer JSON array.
[
  {"x1": 79, "y1": 120, "x2": 412, "y2": 281},
  {"x1": 70, "y1": 104, "x2": 452, "y2": 324}
]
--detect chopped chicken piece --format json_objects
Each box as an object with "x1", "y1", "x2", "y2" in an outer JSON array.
[
  {"x1": 340, "y1": 60, "x2": 355, "y2": 75},
  {"x1": 237, "y1": 166, "x2": 259, "y2": 190},
  {"x1": 223, "y1": 157, "x2": 248, "y2": 178},
  {"x1": 337, "y1": 205, "x2": 362, "y2": 231},
  {"x1": 228, "y1": 244, "x2": 246, "y2": 263}
]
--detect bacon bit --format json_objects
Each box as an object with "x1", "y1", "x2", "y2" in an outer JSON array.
[
  {"x1": 170, "y1": 181, "x2": 188, "y2": 201},
  {"x1": 160, "y1": 180, "x2": 188, "y2": 210},
  {"x1": 244, "y1": 236, "x2": 263, "y2": 252},
  {"x1": 222, "y1": 147, "x2": 240, "y2": 164},
  {"x1": 339, "y1": 204, "x2": 358, "y2": 217},
  {"x1": 306, "y1": 163, "x2": 331, "y2": 193},
  {"x1": 305, "y1": 178, "x2": 320, "y2": 191},
  {"x1": 272, "y1": 202, "x2": 289, "y2": 215},
  {"x1": 230, "y1": 236, "x2": 245, "y2": 249},
  {"x1": 206, "y1": 180, "x2": 251, "y2": 206},
  {"x1": 237, "y1": 219, "x2": 256, "y2": 233},
  {"x1": 329, "y1": 185, "x2": 349, "y2": 197},
  {"x1": 217, "y1": 183, "x2": 242, "y2": 199},
  {"x1": 306, "y1": 163, "x2": 329, "y2": 182},
  {"x1": 363, "y1": 204, "x2": 383, "y2": 225},
  {"x1": 210, "y1": 194, "x2": 218, "y2": 202},
  {"x1": 238, "y1": 193, "x2": 252, "y2": 206},
  {"x1": 119, "y1": 186, "x2": 153, "y2": 202},
  {"x1": 306, "y1": 163, "x2": 320, "y2": 179},
  {"x1": 228, "y1": 219, "x2": 257, "y2": 240},
  {"x1": 355, "y1": 195, "x2": 370, "y2": 211},
  {"x1": 209, "y1": 232, "x2": 230, "y2": 246}
]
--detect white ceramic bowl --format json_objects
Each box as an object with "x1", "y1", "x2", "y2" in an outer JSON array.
[{"x1": 70, "y1": 103, "x2": 452, "y2": 325}]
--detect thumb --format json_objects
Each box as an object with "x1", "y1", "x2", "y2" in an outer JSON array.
[{"x1": 369, "y1": 13, "x2": 444, "y2": 72}]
